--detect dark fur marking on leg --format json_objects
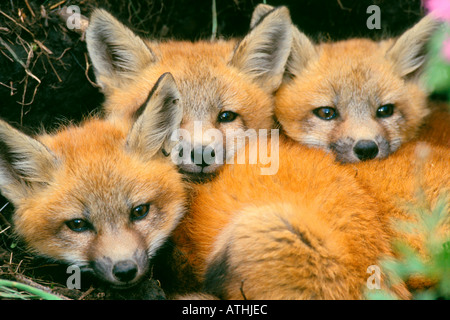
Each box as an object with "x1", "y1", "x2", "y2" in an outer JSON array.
[{"x1": 203, "y1": 244, "x2": 232, "y2": 299}]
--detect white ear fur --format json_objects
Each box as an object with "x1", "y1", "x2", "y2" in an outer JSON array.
[
  {"x1": 0, "y1": 121, "x2": 57, "y2": 205},
  {"x1": 386, "y1": 15, "x2": 441, "y2": 79},
  {"x1": 284, "y1": 26, "x2": 318, "y2": 79},
  {"x1": 86, "y1": 9, "x2": 156, "y2": 90},
  {"x1": 126, "y1": 73, "x2": 183, "y2": 160},
  {"x1": 249, "y1": 3, "x2": 275, "y2": 29},
  {"x1": 230, "y1": 6, "x2": 293, "y2": 93},
  {"x1": 249, "y1": 4, "x2": 318, "y2": 81}
]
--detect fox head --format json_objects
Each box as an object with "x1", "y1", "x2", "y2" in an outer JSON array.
[
  {"x1": 85, "y1": 7, "x2": 292, "y2": 179},
  {"x1": 270, "y1": 11, "x2": 440, "y2": 163},
  {"x1": 0, "y1": 73, "x2": 187, "y2": 288}
]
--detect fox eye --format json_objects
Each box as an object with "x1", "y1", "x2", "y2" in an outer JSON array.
[
  {"x1": 130, "y1": 204, "x2": 150, "y2": 221},
  {"x1": 313, "y1": 107, "x2": 337, "y2": 120},
  {"x1": 66, "y1": 219, "x2": 91, "y2": 232},
  {"x1": 218, "y1": 111, "x2": 238, "y2": 123},
  {"x1": 376, "y1": 104, "x2": 394, "y2": 118}
]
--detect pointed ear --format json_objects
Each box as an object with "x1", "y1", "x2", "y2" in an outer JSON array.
[
  {"x1": 126, "y1": 73, "x2": 183, "y2": 160},
  {"x1": 230, "y1": 6, "x2": 293, "y2": 93},
  {"x1": 86, "y1": 9, "x2": 157, "y2": 90},
  {"x1": 385, "y1": 15, "x2": 441, "y2": 79},
  {"x1": 284, "y1": 26, "x2": 318, "y2": 80},
  {"x1": 249, "y1": 3, "x2": 275, "y2": 29},
  {"x1": 0, "y1": 121, "x2": 58, "y2": 205}
]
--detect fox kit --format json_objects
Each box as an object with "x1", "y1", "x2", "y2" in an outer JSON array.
[
  {"x1": 258, "y1": 4, "x2": 441, "y2": 163},
  {"x1": 0, "y1": 73, "x2": 187, "y2": 288},
  {"x1": 353, "y1": 140, "x2": 450, "y2": 251},
  {"x1": 85, "y1": 7, "x2": 292, "y2": 179},
  {"x1": 171, "y1": 138, "x2": 448, "y2": 300},
  {"x1": 171, "y1": 136, "x2": 412, "y2": 299},
  {"x1": 162, "y1": 6, "x2": 450, "y2": 300}
]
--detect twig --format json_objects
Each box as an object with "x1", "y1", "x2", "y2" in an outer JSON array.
[
  {"x1": 0, "y1": 10, "x2": 34, "y2": 37},
  {"x1": 15, "y1": 259, "x2": 23, "y2": 273},
  {"x1": 0, "y1": 49, "x2": 14, "y2": 62},
  {"x1": 0, "y1": 202, "x2": 11, "y2": 228},
  {"x1": 337, "y1": 0, "x2": 351, "y2": 12},
  {"x1": 0, "y1": 202, "x2": 9, "y2": 213},
  {"x1": 24, "y1": 0, "x2": 35, "y2": 18},
  {"x1": 49, "y1": 0, "x2": 67, "y2": 11},
  {"x1": 0, "y1": 226, "x2": 10, "y2": 235},
  {"x1": 17, "y1": 75, "x2": 40, "y2": 107},
  {"x1": 47, "y1": 55, "x2": 62, "y2": 82},
  {"x1": 34, "y1": 40, "x2": 53, "y2": 55},
  {"x1": 55, "y1": 47, "x2": 70, "y2": 60},
  {"x1": 0, "y1": 36, "x2": 41, "y2": 84},
  {"x1": 211, "y1": 0, "x2": 217, "y2": 41},
  {"x1": 84, "y1": 52, "x2": 100, "y2": 88},
  {"x1": 78, "y1": 286, "x2": 95, "y2": 300}
]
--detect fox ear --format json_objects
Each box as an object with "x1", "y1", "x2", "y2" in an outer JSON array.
[
  {"x1": 0, "y1": 121, "x2": 58, "y2": 206},
  {"x1": 249, "y1": 4, "x2": 317, "y2": 82},
  {"x1": 386, "y1": 15, "x2": 441, "y2": 79},
  {"x1": 86, "y1": 9, "x2": 156, "y2": 91},
  {"x1": 126, "y1": 73, "x2": 183, "y2": 160},
  {"x1": 249, "y1": 3, "x2": 275, "y2": 29},
  {"x1": 284, "y1": 26, "x2": 318, "y2": 80},
  {"x1": 230, "y1": 6, "x2": 292, "y2": 93}
]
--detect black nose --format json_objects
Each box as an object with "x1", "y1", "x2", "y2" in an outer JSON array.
[
  {"x1": 113, "y1": 260, "x2": 138, "y2": 283},
  {"x1": 191, "y1": 146, "x2": 216, "y2": 168},
  {"x1": 353, "y1": 140, "x2": 379, "y2": 161}
]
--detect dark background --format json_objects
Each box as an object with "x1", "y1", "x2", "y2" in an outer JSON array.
[{"x1": 0, "y1": 0, "x2": 425, "y2": 132}]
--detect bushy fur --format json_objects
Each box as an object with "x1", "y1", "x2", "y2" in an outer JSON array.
[
  {"x1": 274, "y1": 11, "x2": 441, "y2": 163},
  {"x1": 171, "y1": 137, "x2": 413, "y2": 299},
  {"x1": 0, "y1": 74, "x2": 188, "y2": 288},
  {"x1": 86, "y1": 7, "x2": 292, "y2": 176}
]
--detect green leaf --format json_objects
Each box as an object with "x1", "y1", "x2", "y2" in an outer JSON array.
[
  {"x1": 0, "y1": 279, "x2": 64, "y2": 300},
  {"x1": 414, "y1": 290, "x2": 437, "y2": 300},
  {"x1": 424, "y1": 23, "x2": 450, "y2": 95},
  {"x1": 365, "y1": 290, "x2": 398, "y2": 300}
]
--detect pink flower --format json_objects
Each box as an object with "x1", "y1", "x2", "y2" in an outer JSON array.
[
  {"x1": 442, "y1": 38, "x2": 450, "y2": 62},
  {"x1": 425, "y1": 0, "x2": 450, "y2": 21}
]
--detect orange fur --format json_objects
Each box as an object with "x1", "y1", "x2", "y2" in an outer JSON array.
[
  {"x1": 349, "y1": 139, "x2": 450, "y2": 290},
  {"x1": 171, "y1": 136, "x2": 412, "y2": 299},
  {"x1": 104, "y1": 40, "x2": 273, "y2": 128},
  {"x1": 414, "y1": 101, "x2": 450, "y2": 148},
  {"x1": 274, "y1": 15, "x2": 441, "y2": 163},
  {"x1": 0, "y1": 74, "x2": 188, "y2": 287},
  {"x1": 86, "y1": 8, "x2": 292, "y2": 176}
]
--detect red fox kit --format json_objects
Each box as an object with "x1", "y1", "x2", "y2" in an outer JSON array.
[
  {"x1": 260, "y1": 4, "x2": 441, "y2": 163},
  {"x1": 85, "y1": 7, "x2": 292, "y2": 178},
  {"x1": 0, "y1": 73, "x2": 187, "y2": 288},
  {"x1": 163, "y1": 6, "x2": 449, "y2": 300},
  {"x1": 171, "y1": 137, "x2": 448, "y2": 300},
  {"x1": 171, "y1": 136, "x2": 413, "y2": 299}
]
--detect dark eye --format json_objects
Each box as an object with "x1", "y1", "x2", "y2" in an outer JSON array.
[
  {"x1": 66, "y1": 219, "x2": 90, "y2": 232},
  {"x1": 313, "y1": 107, "x2": 337, "y2": 120},
  {"x1": 218, "y1": 111, "x2": 238, "y2": 123},
  {"x1": 376, "y1": 104, "x2": 394, "y2": 118},
  {"x1": 130, "y1": 204, "x2": 150, "y2": 221}
]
